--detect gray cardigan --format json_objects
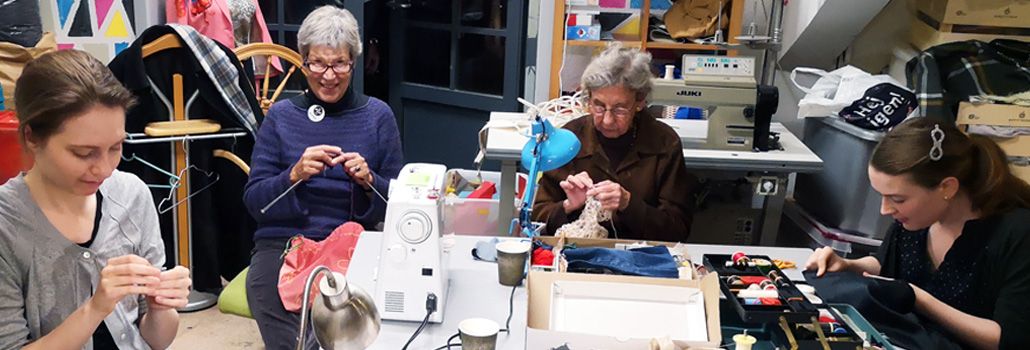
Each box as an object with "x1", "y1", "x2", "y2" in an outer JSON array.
[{"x1": 0, "y1": 171, "x2": 165, "y2": 349}]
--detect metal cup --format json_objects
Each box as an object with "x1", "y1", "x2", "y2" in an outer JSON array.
[
  {"x1": 495, "y1": 241, "x2": 531, "y2": 286},
  {"x1": 458, "y1": 318, "x2": 499, "y2": 350}
]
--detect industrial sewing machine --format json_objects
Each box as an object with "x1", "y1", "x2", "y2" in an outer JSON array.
[{"x1": 651, "y1": 55, "x2": 780, "y2": 152}]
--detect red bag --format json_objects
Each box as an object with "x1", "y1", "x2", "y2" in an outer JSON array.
[{"x1": 278, "y1": 222, "x2": 363, "y2": 312}]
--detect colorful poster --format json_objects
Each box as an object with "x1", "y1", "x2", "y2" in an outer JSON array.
[{"x1": 39, "y1": 0, "x2": 137, "y2": 62}]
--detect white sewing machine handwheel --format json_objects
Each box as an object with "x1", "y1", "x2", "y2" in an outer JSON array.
[{"x1": 397, "y1": 211, "x2": 432, "y2": 244}]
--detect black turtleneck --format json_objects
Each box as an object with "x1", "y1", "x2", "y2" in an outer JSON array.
[
  {"x1": 597, "y1": 126, "x2": 636, "y2": 171},
  {"x1": 289, "y1": 85, "x2": 369, "y2": 114}
]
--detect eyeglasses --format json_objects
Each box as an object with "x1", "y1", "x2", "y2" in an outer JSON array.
[
  {"x1": 589, "y1": 102, "x2": 633, "y2": 118},
  {"x1": 304, "y1": 60, "x2": 354, "y2": 75}
]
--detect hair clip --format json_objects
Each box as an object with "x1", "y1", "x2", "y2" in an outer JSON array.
[{"x1": 929, "y1": 124, "x2": 945, "y2": 161}]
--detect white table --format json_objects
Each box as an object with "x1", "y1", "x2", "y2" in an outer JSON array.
[
  {"x1": 346, "y1": 232, "x2": 815, "y2": 349},
  {"x1": 482, "y1": 114, "x2": 824, "y2": 245}
]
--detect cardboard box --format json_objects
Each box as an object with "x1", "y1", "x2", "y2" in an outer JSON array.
[
  {"x1": 526, "y1": 270, "x2": 722, "y2": 349},
  {"x1": 957, "y1": 102, "x2": 1030, "y2": 157},
  {"x1": 957, "y1": 102, "x2": 1030, "y2": 183},
  {"x1": 910, "y1": 11, "x2": 1030, "y2": 51},
  {"x1": 917, "y1": 0, "x2": 1030, "y2": 28}
]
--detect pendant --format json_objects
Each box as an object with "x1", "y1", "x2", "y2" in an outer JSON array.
[{"x1": 308, "y1": 105, "x2": 325, "y2": 122}]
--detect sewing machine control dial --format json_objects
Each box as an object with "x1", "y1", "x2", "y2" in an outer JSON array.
[{"x1": 397, "y1": 210, "x2": 432, "y2": 244}]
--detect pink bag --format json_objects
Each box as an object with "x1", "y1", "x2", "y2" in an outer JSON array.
[{"x1": 278, "y1": 222, "x2": 363, "y2": 312}]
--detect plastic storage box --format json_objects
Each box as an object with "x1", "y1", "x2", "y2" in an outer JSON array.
[{"x1": 442, "y1": 169, "x2": 528, "y2": 236}]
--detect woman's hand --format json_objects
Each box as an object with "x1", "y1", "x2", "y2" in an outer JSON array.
[
  {"x1": 558, "y1": 172, "x2": 593, "y2": 213},
  {"x1": 804, "y1": 247, "x2": 850, "y2": 277},
  {"x1": 89, "y1": 255, "x2": 161, "y2": 315},
  {"x1": 336, "y1": 152, "x2": 374, "y2": 188},
  {"x1": 146, "y1": 266, "x2": 192, "y2": 311},
  {"x1": 290, "y1": 145, "x2": 343, "y2": 183},
  {"x1": 587, "y1": 180, "x2": 630, "y2": 212}
]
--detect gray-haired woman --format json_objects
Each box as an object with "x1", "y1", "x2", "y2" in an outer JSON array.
[
  {"x1": 242, "y1": 6, "x2": 403, "y2": 349},
  {"x1": 533, "y1": 43, "x2": 698, "y2": 242}
]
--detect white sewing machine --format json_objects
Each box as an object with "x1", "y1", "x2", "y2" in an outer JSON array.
[
  {"x1": 375, "y1": 163, "x2": 449, "y2": 323},
  {"x1": 651, "y1": 55, "x2": 779, "y2": 152}
]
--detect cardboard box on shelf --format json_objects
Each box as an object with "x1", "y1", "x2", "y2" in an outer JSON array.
[
  {"x1": 525, "y1": 270, "x2": 722, "y2": 349},
  {"x1": 910, "y1": 11, "x2": 1029, "y2": 51},
  {"x1": 917, "y1": 0, "x2": 1030, "y2": 29},
  {"x1": 956, "y1": 102, "x2": 1030, "y2": 182}
]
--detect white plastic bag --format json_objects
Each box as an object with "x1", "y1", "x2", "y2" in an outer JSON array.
[{"x1": 791, "y1": 65, "x2": 909, "y2": 119}]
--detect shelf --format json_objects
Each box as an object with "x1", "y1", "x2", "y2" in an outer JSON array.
[
  {"x1": 549, "y1": 0, "x2": 745, "y2": 99},
  {"x1": 645, "y1": 42, "x2": 726, "y2": 50},
  {"x1": 566, "y1": 40, "x2": 641, "y2": 47}
]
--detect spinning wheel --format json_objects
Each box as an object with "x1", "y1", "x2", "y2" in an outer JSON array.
[{"x1": 233, "y1": 43, "x2": 306, "y2": 114}]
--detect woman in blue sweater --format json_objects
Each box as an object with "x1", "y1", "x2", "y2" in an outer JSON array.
[{"x1": 241, "y1": 6, "x2": 403, "y2": 349}]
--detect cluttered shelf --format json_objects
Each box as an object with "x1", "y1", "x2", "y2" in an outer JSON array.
[
  {"x1": 645, "y1": 41, "x2": 725, "y2": 50},
  {"x1": 566, "y1": 40, "x2": 724, "y2": 51},
  {"x1": 566, "y1": 40, "x2": 640, "y2": 47}
]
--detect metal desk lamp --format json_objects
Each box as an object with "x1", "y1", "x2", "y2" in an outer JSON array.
[
  {"x1": 509, "y1": 107, "x2": 582, "y2": 237},
  {"x1": 296, "y1": 266, "x2": 381, "y2": 350}
]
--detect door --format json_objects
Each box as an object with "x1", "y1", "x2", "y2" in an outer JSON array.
[{"x1": 384, "y1": 0, "x2": 526, "y2": 169}]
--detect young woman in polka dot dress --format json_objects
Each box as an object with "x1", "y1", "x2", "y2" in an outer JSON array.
[{"x1": 805, "y1": 117, "x2": 1030, "y2": 349}]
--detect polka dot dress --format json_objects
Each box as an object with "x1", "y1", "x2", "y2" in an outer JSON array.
[{"x1": 893, "y1": 227, "x2": 981, "y2": 314}]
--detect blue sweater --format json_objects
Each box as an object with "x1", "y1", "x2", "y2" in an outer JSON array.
[{"x1": 243, "y1": 90, "x2": 403, "y2": 240}]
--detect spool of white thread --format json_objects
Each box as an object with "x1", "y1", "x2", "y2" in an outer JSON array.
[{"x1": 664, "y1": 65, "x2": 676, "y2": 80}]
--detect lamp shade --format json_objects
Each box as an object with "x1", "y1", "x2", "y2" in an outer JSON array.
[
  {"x1": 298, "y1": 268, "x2": 381, "y2": 350},
  {"x1": 520, "y1": 119, "x2": 581, "y2": 172}
]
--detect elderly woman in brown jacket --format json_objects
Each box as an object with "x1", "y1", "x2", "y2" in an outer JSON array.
[{"x1": 533, "y1": 44, "x2": 698, "y2": 242}]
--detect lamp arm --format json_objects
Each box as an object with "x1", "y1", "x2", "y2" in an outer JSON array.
[
  {"x1": 512, "y1": 117, "x2": 547, "y2": 237},
  {"x1": 297, "y1": 265, "x2": 336, "y2": 350}
]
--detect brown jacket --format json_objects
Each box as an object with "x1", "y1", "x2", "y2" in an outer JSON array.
[{"x1": 532, "y1": 113, "x2": 698, "y2": 242}]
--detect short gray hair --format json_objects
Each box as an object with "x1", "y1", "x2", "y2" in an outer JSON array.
[
  {"x1": 580, "y1": 43, "x2": 653, "y2": 100},
  {"x1": 297, "y1": 6, "x2": 363, "y2": 60}
]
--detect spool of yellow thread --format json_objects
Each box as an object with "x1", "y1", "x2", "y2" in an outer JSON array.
[{"x1": 733, "y1": 333, "x2": 757, "y2": 350}]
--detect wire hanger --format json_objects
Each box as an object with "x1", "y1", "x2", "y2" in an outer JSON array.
[
  {"x1": 157, "y1": 165, "x2": 219, "y2": 214},
  {"x1": 122, "y1": 153, "x2": 180, "y2": 189},
  {"x1": 156, "y1": 136, "x2": 220, "y2": 214}
]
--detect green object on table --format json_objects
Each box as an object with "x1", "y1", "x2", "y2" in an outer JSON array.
[{"x1": 218, "y1": 267, "x2": 252, "y2": 318}]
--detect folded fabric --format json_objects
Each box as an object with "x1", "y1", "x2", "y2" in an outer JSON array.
[
  {"x1": 563, "y1": 245, "x2": 679, "y2": 278},
  {"x1": 966, "y1": 124, "x2": 1030, "y2": 138}
]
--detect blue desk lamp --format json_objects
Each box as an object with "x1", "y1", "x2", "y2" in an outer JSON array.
[{"x1": 509, "y1": 113, "x2": 581, "y2": 237}]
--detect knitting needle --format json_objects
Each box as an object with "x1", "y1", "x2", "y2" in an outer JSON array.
[{"x1": 261, "y1": 179, "x2": 304, "y2": 214}]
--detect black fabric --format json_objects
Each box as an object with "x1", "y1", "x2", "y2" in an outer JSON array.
[
  {"x1": 866, "y1": 277, "x2": 915, "y2": 315},
  {"x1": 874, "y1": 208, "x2": 1030, "y2": 349},
  {"x1": 805, "y1": 271, "x2": 963, "y2": 350},
  {"x1": 838, "y1": 82, "x2": 915, "y2": 131},
  {"x1": 0, "y1": 0, "x2": 42, "y2": 47},
  {"x1": 91, "y1": 321, "x2": 118, "y2": 350},
  {"x1": 108, "y1": 25, "x2": 261, "y2": 293},
  {"x1": 246, "y1": 238, "x2": 318, "y2": 350},
  {"x1": 906, "y1": 39, "x2": 1030, "y2": 122},
  {"x1": 77, "y1": 193, "x2": 104, "y2": 248},
  {"x1": 596, "y1": 127, "x2": 635, "y2": 172}
]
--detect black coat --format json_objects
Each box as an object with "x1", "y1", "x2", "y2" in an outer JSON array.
[{"x1": 108, "y1": 25, "x2": 262, "y2": 292}]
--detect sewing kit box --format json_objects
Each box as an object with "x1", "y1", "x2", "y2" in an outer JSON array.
[
  {"x1": 956, "y1": 102, "x2": 1030, "y2": 183},
  {"x1": 525, "y1": 270, "x2": 722, "y2": 349}
]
